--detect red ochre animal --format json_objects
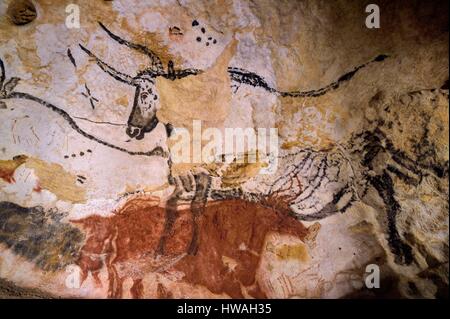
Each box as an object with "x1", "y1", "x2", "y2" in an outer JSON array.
[{"x1": 72, "y1": 196, "x2": 311, "y2": 298}]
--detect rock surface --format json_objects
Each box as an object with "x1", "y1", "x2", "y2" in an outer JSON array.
[{"x1": 0, "y1": 0, "x2": 448, "y2": 298}]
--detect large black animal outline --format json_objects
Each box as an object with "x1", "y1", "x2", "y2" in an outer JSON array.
[
  {"x1": 0, "y1": 21, "x2": 387, "y2": 156},
  {"x1": 80, "y1": 22, "x2": 388, "y2": 141},
  {"x1": 0, "y1": 21, "x2": 389, "y2": 257},
  {"x1": 75, "y1": 22, "x2": 390, "y2": 255},
  {"x1": 0, "y1": 58, "x2": 167, "y2": 158}
]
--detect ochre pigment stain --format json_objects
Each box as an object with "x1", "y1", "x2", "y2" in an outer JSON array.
[
  {"x1": 73, "y1": 197, "x2": 309, "y2": 298},
  {"x1": 0, "y1": 155, "x2": 27, "y2": 183}
]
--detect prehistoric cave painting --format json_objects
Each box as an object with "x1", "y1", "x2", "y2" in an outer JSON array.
[
  {"x1": 250, "y1": 123, "x2": 447, "y2": 267},
  {"x1": 0, "y1": 201, "x2": 84, "y2": 271},
  {"x1": 197, "y1": 86, "x2": 448, "y2": 267},
  {"x1": 76, "y1": 175, "x2": 86, "y2": 185},
  {"x1": 169, "y1": 26, "x2": 183, "y2": 37},
  {"x1": 81, "y1": 83, "x2": 99, "y2": 110},
  {"x1": 262, "y1": 149, "x2": 357, "y2": 222},
  {"x1": 192, "y1": 20, "x2": 218, "y2": 46},
  {"x1": 72, "y1": 195, "x2": 311, "y2": 298},
  {"x1": 157, "y1": 169, "x2": 211, "y2": 256},
  {"x1": 78, "y1": 22, "x2": 202, "y2": 141},
  {"x1": 64, "y1": 149, "x2": 92, "y2": 160},
  {"x1": 233, "y1": 86, "x2": 447, "y2": 267},
  {"x1": 79, "y1": 22, "x2": 388, "y2": 141},
  {"x1": 0, "y1": 155, "x2": 28, "y2": 183},
  {"x1": 228, "y1": 54, "x2": 388, "y2": 97},
  {"x1": 0, "y1": 60, "x2": 20, "y2": 100},
  {"x1": 67, "y1": 48, "x2": 77, "y2": 68},
  {"x1": 349, "y1": 127, "x2": 448, "y2": 265},
  {"x1": 0, "y1": 20, "x2": 388, "y2": 158},
  {"x1": 2, "y1": 17, "x2": 438, "y2": 284},
  {"x1": 0, "y1": 58, "x2": 167, "y2": 158}
]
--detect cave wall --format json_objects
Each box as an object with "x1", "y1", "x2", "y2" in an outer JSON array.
[{"x1": 0, "y1": 0, "x2": 448, "y2": 298}]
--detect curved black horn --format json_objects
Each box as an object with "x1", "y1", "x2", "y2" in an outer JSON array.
[
  {"x1": 98, "y1": 21, "x2": 164, "y2": 74},
  {"x1": 0, "y1": 58, "x2": 5, "y2": 89},
  {"x1": 79, "y1": 44, "x2": 134, "y2": 85}
]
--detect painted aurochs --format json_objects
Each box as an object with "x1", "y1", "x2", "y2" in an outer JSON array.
[{"x1": 0, "y1": 0, "x2": 448, "y2": 299}]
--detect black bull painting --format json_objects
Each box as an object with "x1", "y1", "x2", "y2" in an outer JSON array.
[{"x1": 0, "y1": 21, "x2": 387, "y2": 155}]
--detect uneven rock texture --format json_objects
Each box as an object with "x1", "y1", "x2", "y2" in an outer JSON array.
[{"x1": 0, "y1": 0, "x2": 448, "y2": 298}]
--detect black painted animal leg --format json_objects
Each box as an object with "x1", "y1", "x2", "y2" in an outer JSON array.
[
  {"x1": 187, "y1": 172, "x2": 211, "y2": 255},
  {"x1": 167, "y1": 61, "x2": 176, "y2": 80},
  {"x1": 156, "y1": 179, "x2": 183, "y2": 256},
  {"x1": 0, "y1": 58, "x2": 5, "y2": 89},
  {"x1": 369, "y1": 171, "x2": 413, "y2": 265},
  {"x1": 187, "y1": 216, "x2": 199, "y2": 256}
]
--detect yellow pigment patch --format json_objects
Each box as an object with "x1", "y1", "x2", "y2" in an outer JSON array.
[
  {"x1": 274, "y1": 243, "x2": 310, "y2": 263},
  {"x1": 222, "y1": 255, "x2": 238, "y2": 272},
  {"x1": 156, "y1": 39, "x2": 237, "y2": 131},
  {"x1": 115, "y1": 96, "x2": 129, "y2": 107},
  {"x1": 266, "y1": 243, "x2": 311, "y2": 262},
  {"x1": 220, "y1": 151, "x2": 269, "y2": 187},
  {"x1": 25, "y1": 157, "x2": 86, "y2": 203},
  {"x1": 348, "y1": 220, "x2": 374, "y2": 234}
]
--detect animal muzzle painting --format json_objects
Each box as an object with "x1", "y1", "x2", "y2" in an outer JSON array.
[
  {"x1": 126, "y1": 86, "x2": 160, "y2": 140},
  {"x1": 125, "y1": 124, "x2": 145, "y2": 140},
  {"x1": 0, "y1": 0, "x2": 448, "y2": 305}
]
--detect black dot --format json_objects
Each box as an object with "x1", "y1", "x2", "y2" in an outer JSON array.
[
  {"x1": 201, "y1": 27, "x2": 206, "y2": 33},
  {"x1": 338, "y1": 247, "x2": 342, "y2": 250},
  {"x1": 154, "y1": 95, "x2": 158, "y2": 100},
  {"x1": 196, "y1": 37, "x2": 201, "y2": 42},
  {"x1": 71, "y1": 154, "x2": 76, "y2": 158},
  {"x1": 192, "y1": 20, "x2": 199, "y2": 27},
  {"x1": 208, "y1": 37, "x2": 212, "y2": 40},
  {"x1": 213, "y1": 39, "x2": 217, "y2": 44},
  {"x1": 87, "y1": 149, "x2": 92, "y2": 153},
  {"x1": 64, "y1": 155, "x2": 69, "y2": 159},
  {"x1": 206, "y1": 42, "x2": 209, "y2": 46},
  {"x1": 80, "y1": 152, "x2": 84, "y2": 156}
]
